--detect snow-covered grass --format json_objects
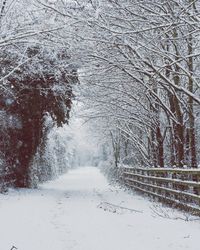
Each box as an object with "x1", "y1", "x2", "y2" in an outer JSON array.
[{"x1": 0, "y1": 167, "x2": 199, "y2": 250}]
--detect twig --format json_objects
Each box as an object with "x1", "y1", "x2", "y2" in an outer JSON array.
[
  {"x1": 150, "y1": 203, "x2": 200, "y2": 221},
  {"x1": 10, "y1": 246, "x2": 18, "y2": 250},
  {"x1": 98, "y1": 202, "x2": 143, "y2": 213}
]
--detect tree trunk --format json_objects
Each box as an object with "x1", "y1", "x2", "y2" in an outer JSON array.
[
  {"x1": 156, "y1": 126, "x2": 164, "y2": 168},
  {"x1": 187, "y1": 28, "x2": 197, "y2": 168}
]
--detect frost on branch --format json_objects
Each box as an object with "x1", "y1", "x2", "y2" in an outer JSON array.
[{"x1": 0, "y1": 45, "x2": 78, "y2": 187}]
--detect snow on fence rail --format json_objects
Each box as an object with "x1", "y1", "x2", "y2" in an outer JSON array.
[
  {"x1": 0, "y1": 172, "x2": 15, "y2": 192},
  {"x1": 119, "y1": 166, "x2": 200, "y2": 215}
]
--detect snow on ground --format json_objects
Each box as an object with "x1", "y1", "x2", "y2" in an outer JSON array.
[{"x1": 0, "y1": 167, "x2": 200, "y2": 250}]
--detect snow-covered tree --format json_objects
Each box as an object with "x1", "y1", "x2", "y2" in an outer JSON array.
[{"x1": 0, "y1": 0, "x2": 78, "y2": 187}]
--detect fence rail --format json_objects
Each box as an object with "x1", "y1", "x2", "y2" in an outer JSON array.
[{"x1": 119, "y1": 166, "x2": 200, "y2": 215}]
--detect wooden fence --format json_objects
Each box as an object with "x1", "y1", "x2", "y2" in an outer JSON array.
[
  {"x1": 0, "y1": 172, "x2": 15, "y2": 192},
  {"x1": 119, "y1": 166, "x2": 200, "y2": 215}
]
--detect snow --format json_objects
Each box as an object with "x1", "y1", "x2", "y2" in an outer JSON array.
[{"x1": 0, "y1": 166, "x2": 200, "y2": 250}]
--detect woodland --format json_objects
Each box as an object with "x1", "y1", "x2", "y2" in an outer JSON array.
[{"x1": 0, "y1": 0, "x2": 200, "y2": 188}]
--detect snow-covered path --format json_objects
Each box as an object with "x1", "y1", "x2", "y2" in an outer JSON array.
[{"x1": 0, "y1": 167, "x2": 200, "y2": 250}]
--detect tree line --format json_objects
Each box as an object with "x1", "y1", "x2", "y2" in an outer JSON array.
[
  {"x1": 0, "y1": 0, "x2": 200, "y2": 189},
  {"x1": 0, "y1": 0, "x2": 78, "y2": 187},
  {"x1": 77, "y1": 0, "x2": 200, "y2": 169}
]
